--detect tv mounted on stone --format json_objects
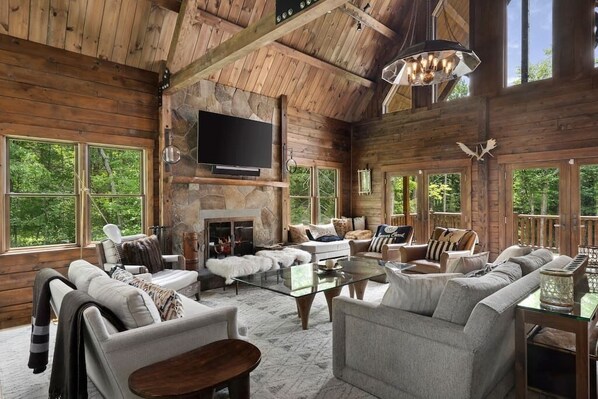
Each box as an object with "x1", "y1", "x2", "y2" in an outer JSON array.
[{"x1": 197, "y1": 110, "x2": 273, "y2": 176}]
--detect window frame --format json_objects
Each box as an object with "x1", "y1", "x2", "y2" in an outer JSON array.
[
  {"x1": 1, "y1": 136, "x2": 150, "y2": 253},
  {"x1": 289, "y1": 164, "x2": 341, "y2": 225}
]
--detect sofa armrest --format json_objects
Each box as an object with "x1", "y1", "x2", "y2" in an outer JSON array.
[
  {"x1": 83, "y1": 305, "x2": 244, "y2": 396},
  {"x1": 399, "y1": 244, "x2": 428, "y2": 262},
  {"x1": 349, "y1": 239, "x2": 371, "y2": 255},
  {"x1": 382, "y1": 243, "x2": 408, "y2": 262},
  {"x1": 162, "y1": 254, "x2": 185, "y2": 270},
  {"x1": 102, "y1": 263, "x2": 148, "y2": 274},
  {"x1": 440, "y1": 250, "x2": 472, "y2": 273}
]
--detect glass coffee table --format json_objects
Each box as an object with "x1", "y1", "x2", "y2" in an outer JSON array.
[{"x1": 233, "y1": 257, "x2": 412, "y2": 330}]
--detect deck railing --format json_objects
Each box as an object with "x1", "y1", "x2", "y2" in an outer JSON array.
[
  {"x1": 390, "y1": 212, "x2": 462, "y2": 229},
  {"x1": 514, "y1": 214, "x2": 598, "y2": 249}
]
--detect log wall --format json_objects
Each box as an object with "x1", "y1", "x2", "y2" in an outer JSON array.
[
  {"x1": 0, "y1": 35, "x2": 159, "y2": 329},
  {"x1": 352, "y1": 73, "x2": 598, "y2": 259}
]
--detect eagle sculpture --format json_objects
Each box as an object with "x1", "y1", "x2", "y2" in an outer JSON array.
[{"x1": 456, "y1": 139, "x2": 497, "y2": 161}]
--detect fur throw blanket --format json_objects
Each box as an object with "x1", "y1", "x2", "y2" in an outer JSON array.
[
  {"x1": 207, "y1": 255, "x2": 273, "y2": 284},
  {"x1": 255, "y1": 247, "x2": 312, "y2": 269}
]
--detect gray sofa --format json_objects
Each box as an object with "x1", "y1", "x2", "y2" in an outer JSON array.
[{"x1": 332, "y1": 251, "x2": 572, "y2": 399}]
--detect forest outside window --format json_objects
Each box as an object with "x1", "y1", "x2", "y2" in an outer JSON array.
[
  {"x1": 5, "y1": 138, "x2": 145, "y2": 250},
  {"x1": 507, "y1": 0, "x2": 553, "y2": 86},
  {"x1": 289, "y1": 166, "x2": 339, "y2": 225}
]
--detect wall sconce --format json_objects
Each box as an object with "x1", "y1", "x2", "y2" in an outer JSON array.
[
  {"x1": 358, "y1": 167, "x2": 371, "y2": 195},
  {"x1": 162, "y1": 126, "x2": 181, "y2": 164},
  {"x1": 286, "y1": 148, "x2": 297, "y2": 173}
]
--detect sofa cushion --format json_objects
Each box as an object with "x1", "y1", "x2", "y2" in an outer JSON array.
[
  {"x1": 438, "y1": 228, "x2": 468, "y2": 244},
  {"x1": 289, "y1": 224, "x2": 309, "y2": 243},
  {"x1": 425, "y1": 239, "x2": 457, "y2": 261},
  {"x1": 121, "y1": 235, "x2": 165, "y2": 273},
  {"x1": 331, "y1": 218, "x2": 351, "y2": 238},
  {"x1": 509, "y1": 249, "x2": 553, "y2": 275},
  {"x1": 308, "y1": 223, "x2": 338, "y2": 239},
  {"x1": 151, "y1": 269, "x2": 199, "y2": 291},
  {"x1": 493, "y1": 245, "x2": 532, "y2": 265},
  {"x1": 88, "y1": 277, "x2": 161, "y2": 329},
  {"x1": 368, "y1": 236, "x2": 394, "y2": 253},
  {"x1": 433, "y1": 262, "x2": 522, "y2": 325},
  {"x1": 353, "y1": 216, "x2": 366, "y2": 230},
  {"x1": 299, "y1": 240, "x2": 350, "y2": 254},
  {"x1": 381, "y1": 267, "x2": 463, "y2": 316},
  {"x1": 68, "y1": 260, "x2": 109, "y2": 292},
  {"x1": 449, "y1": 252, "x2": 489, "y2": 274}
]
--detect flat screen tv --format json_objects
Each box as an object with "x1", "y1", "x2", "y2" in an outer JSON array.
[{"x1": 197, "y1": 110, "x2": 273, "y2": 169}]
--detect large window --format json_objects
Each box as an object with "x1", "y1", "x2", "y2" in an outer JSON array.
[
  {"x1": 5, "y1": 138, "x2": 145, "y2": 250},
  {"x1": 507, "y1": 0, "x2": 553, "y2": 86},
  {"x1": 289, "y1": 166, "x2": 339, "y2": 225}
]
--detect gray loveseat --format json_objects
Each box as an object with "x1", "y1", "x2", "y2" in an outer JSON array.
[{"x1": 332, "y1": 250, "x2": 571, "y2": 398}]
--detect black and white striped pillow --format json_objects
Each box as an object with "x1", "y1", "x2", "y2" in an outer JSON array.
[
  {"x1": 368, "y1": 236, "x2": 394, "y2": 253},
  {"x1": 425, "y1": 239, "x2": 457, "y2": 261}
]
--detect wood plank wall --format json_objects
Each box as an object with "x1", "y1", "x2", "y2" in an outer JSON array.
[
  {"x1": 287, "y1": 106, "x2": 352, "y2": 217},
  {"x1": 352, "y1": 73, "x2": 598, "y2": 259},
  {"x1": 0, "y1": 35, "x2": 158, "y2": 329}
]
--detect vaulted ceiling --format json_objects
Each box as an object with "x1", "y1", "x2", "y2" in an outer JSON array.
[{"x1": 0, "y1": 0, "x2": 468, "y2": 122}]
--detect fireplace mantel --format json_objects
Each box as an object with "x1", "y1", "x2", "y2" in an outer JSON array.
[{"x1": 169, "y1": 176, "x2": 288, "y2": 188}]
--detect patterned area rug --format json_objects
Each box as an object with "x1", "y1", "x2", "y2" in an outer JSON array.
[{"x1": 0, "y1": 281, "x2": 387, "y2": 399}]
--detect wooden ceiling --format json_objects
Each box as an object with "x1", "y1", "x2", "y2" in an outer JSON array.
[{"x1": 0, "y1": 0, "x2": 468, "y2": 122}]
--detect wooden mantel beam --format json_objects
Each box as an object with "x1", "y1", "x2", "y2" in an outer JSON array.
[
  {"x1": 194, "y1": 10, "x2": 375, "y2": 88},
  {"x1": 339, "y1": 3, "x2": 400, "y2": 41},
  {"x1": 165, "y1": 0, "x2": 350, "y2": 93}
]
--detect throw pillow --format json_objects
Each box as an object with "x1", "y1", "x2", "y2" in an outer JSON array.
[
  {"x1": 289, "y1": 224, "x2": 309, "y2": 243},
  {"x1": 331, "y1": 218, "x2": 351, "y2": 238},
  {"x1": 425, "y1": 239, "x2": 457, "y2": 261},
  {"x1": 308, "y1": 223, "x2": 338, "y2": 239},
  {"x1": 432, "y1": 263, "x2": 522, "y2": 325},
  {"x1": 353, "y1": 216, "x2": 366, "y2": 231},
  {"x1": 381, "y1": 267, "x2": 463, "y2": 316},
  {"x1": 368, "y1": 236, "x2": 394, "y2": 252},
  {"x1": 449, "y1": 252, "x2": 490, "y2": 274},
  {"x1": 315, "y1": 234, "x2": 343, "y2": 242},
  {"x1": 493, "y1": 245, "x2": 532, "y2": 265},
  {"x1": 111, "y1": 267, "x2": 135, "y2": 283},
  {"x1": 128, "y1": 277, "x2": 184, "y2": 321},
  {"x1": 121, "y1": 235, "x2": 165, "y2": 273},
  {"x1": 375, "y1": 225, "x2": 413, "y2": 244},
  {"x1": 438, "y1": 228, "x2": 468, "y2": 244},
  {"x1": 508, "y1": 249, "x2": 553, "y2": 275},
  {"x1": 344, "y1": 230, "x2": 373, "y2": 240}
]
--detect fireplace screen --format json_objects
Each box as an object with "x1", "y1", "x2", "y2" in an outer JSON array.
[{"x1": 207, "y1": 220, "x2": 254, "y2": 259}]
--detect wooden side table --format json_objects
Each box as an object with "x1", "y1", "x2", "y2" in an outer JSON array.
[
  {"x1": 515, "y1": 286, "x2": 598, "y2": 398},
  {"x1": 128, "y1": 339, "x2": 261, "y2": 399}
]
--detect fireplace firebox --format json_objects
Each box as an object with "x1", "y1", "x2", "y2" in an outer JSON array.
[{"x1": 206, "y1": 219, "x2": 254, "y2": 259}]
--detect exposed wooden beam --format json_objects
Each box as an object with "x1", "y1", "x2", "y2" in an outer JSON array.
[
  {"x1": 166, "y1": 0, "x2": 191, "y2": 67},
  {"x1": 194, "y1": 9, "x2": 374, "y2": 88},
  {"x1": 166, "y1": 0, "x2": 349, "y2": 93},
  {"x1": 433, "y1": 0, "x2": 468, "y2": 32},
  {"x1": 152, "y1": 0, "x2": 181, "y2": 13},
  {"x1": 339, "y1": 3, "x2": 400, "y2": 41}
]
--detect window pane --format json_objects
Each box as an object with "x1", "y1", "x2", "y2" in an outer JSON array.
[
  {"x1": 290, "y1": 198, "x2": 311, "y2": 225},
  {"x1": 319, "y1": 198, "x2": 336, "y2": 224},
  {"x1": 290, "y1": 167, "x2": 311, "y2": 196},
  {"x1": 318, "y1": 169, "x2": 337, "y2": 197},
  {"x1": 446, "y1": 76, "x2": 470, "y2": 101},
  {"x1": 580, "y1": 165, "x2": 598, "y2": 247},
  {"x1": 9, "y1": 196, "x2": 76, "y2": 247},
  {"x1": 90, "y1": 197, "x2": 143, "y2": 241},
  {"x1": 512, "y1": 167, "x2": 559, "y2": 251},
  {"x1": 507, "y1": 0, "x2": 552, "y2": 86},
  {"x1": 9, "y1": 139, "x2": 75, "y2": 194},
  {"x1": 428, "y1": 173, "x2": 461, "y2": 229},
  {"x1": 89, "y1": 147, "x2": 142, "y2": 194}
]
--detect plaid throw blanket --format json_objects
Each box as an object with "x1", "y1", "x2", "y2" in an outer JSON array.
[
  {"x1": 49, "y1": 290, "x2": 124, "y2": 399},
  {"x1": 28, "y1": 268, "x2": 76, "y2": 374}
]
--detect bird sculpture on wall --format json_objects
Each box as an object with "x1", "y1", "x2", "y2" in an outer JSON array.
[{"x1": 456, "y1": 138, "x2": 497, "y2": 161}]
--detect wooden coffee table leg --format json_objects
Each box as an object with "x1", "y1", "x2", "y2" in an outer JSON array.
[
  {"x1": 352, "y1": 280, "x2": 368, "y2": 300},
  {"x1": 295, "y1": 294, "x2": 316, "y2": 330},
  {"x1": 228, "y1": 374, "x2": 250, "y2": 399},
  {"x1": 324, "y1": 287, "x2": 343, "y2": 321}
]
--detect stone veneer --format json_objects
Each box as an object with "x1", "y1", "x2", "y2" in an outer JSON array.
[{"x1": 167, "y1": 80, "x2": 282, "y2": 266}]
